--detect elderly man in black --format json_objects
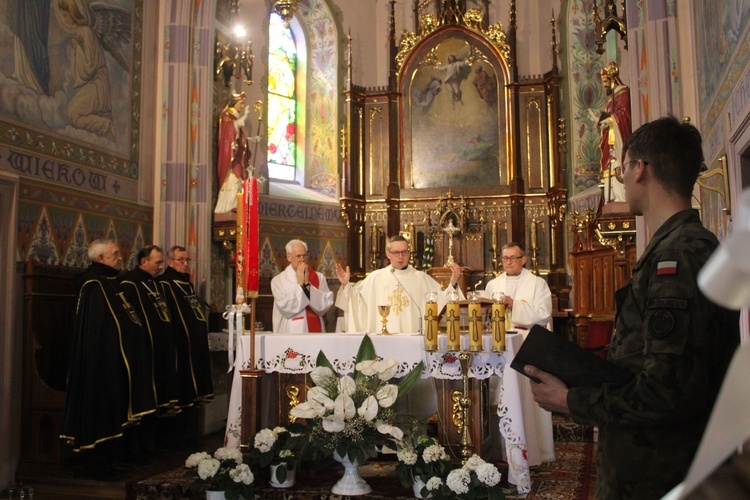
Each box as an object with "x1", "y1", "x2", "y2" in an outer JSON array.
[{"x1": 61, "y1": 239, "x2": 156, "y2": 479}]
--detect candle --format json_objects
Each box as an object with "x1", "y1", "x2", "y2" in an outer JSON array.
[
  {"x1": 468, "y1": 298, "x2": 483, "y2": 352},
  {"x1": 446, "y1": 301, "x2": 461, "y2": 352},
  {"x1": 235, "y1": 191, "x2": 245, "y2": 304},
  {"x1": 491, "y1": 220, "x2": 498, "y2": 249},
  {"x1": 491, "y1": 302, "x2": 506, "y2": 352},
  {"x1": 531, "y1": 219, "x2": 538, "y2": 249},
  {"x1": 246, "y1": 177, "x2": 259, "y2": 296},
  {"x1": 424, "y1": 300, "x2": 438, "y2": 351}
]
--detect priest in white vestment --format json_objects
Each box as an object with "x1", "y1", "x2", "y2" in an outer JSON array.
[
  {"x1": 335, "y1": 235, "x2": 464, "y2": 334},
  {"x1": 271, "y1": 239, "x2": 334, "y2": 333},
  {"x1": 482, "y1": 242, "x2": 552, "y2": 331}
]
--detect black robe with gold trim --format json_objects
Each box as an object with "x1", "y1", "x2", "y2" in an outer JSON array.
[
  {"x1": 61, "y1": 262, "x2": 156, "y2": 452},
  {"x1": 157, "y1": 267, "x2": 213, "y2": 407},
  {"x1": 122, "y1": 267, "x2": 178, "y2": 411}
]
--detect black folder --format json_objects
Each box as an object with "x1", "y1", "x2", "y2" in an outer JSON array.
[{"x1": 510, "y1": 325, "x2": 634, "y2": 388}]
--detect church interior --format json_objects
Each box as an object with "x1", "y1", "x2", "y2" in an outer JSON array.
[{"x1": 2, "y1": 0, "x2": 750, "y2": 498}]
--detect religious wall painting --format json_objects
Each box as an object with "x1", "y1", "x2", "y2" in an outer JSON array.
[
  {"x1": 0, "y1": 0, "x2": 140, "y2": 179},
  {"x1": 404, "y1": 33, "x2": 507, "y2": 189}
]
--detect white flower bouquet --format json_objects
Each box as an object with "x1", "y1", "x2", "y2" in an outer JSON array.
[
  {"x1": 184, "y1": 446, "x2": 255, "y2": 500},
  {"x1": 290, "y1": 334, "x2": 423, "y2": 466},
  {"x1": 395, "y1": 435, "x2": 452, "y2": 496},
  {"x1": 250, "y1": 424, "x2": 307, "y2": 483},
  {"x1": 442, "y1": 454, "x2": 504, "y2": 500}
]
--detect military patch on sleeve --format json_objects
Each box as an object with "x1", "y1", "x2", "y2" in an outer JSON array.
[
  {"x1": 656, "y1": 260, "x2": 678, "y2": 276},
  {"x1": 649, "y1": 309, "x2": 675, "y2": 338}
]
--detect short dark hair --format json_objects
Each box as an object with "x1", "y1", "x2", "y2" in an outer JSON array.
[
  {"x1": 502, "y1": 242, "x2": 526, "y2": 256},
  {"x1": 137, "y1": 245, "x2": 162, "y2": 264},
  {"x1": 623, "y1": 115, "x2": 704, "y2": 199}
]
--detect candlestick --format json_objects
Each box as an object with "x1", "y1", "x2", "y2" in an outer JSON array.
[
  {"x1": 424, "y1": 292, "x2": 439, "y2": 352},
  {"x1": 531, "y1": 219, "x2": 538, "y2": 249},
  {"x1": 491, "y1": 220, "x2": 498, "y2": 250},
  {"x1": 246, "y1": 177, "x2": 259, "y2": 297},
  {"x1": 446, "y1": 292, "x2": 461, "y2": 351}
]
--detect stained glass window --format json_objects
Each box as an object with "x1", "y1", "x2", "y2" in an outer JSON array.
[{"x1": 267, "y1": 13, "x2": 297, "y2": 181}]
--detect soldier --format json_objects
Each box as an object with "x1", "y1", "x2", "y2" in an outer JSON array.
[{"x1": 526, "y1": 116, "x2": 740, "y2": 499}]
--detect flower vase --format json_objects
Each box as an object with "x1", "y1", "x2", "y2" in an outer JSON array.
[
  {"x1": 205, "y1": 491, "x2": 226, "y2": 500},
  {"x1": 412, "y1": 477, "x2": 434, "y2": 498},
  {"x1": 331, "y1": 451, "x2": 371, "y2": 496},
  {"x1": 270, "y1": 463, "x2": 296, "y2": 488}
]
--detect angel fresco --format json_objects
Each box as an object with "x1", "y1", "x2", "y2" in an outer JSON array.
[{"x1": 55, "y1": 0, "x2": 130, "y2": 139}]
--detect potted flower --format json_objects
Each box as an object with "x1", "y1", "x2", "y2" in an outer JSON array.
[
  {"x1": 442, "y1": 454, "x2": 505, "y2": 500},
  {"x1": 290, "y1": 334, "x2": 423, "y2": 495},
  {"x1": 184, "y1": 446, "x2": 254, "y2": 500},
  {"x1": 396, "y1": 435, "x2": 452, "y2": 498},
  {"x1": 250, "y1": 424, "x2": 307, "y2": 487}
]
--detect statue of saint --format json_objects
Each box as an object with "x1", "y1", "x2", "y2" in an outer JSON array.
[
  {"x1": 594, "y1": 61, "x2": 632, "y2": 203},
  {"x1": 214, "y1": 92, "x2": 254, "y2": 213}
]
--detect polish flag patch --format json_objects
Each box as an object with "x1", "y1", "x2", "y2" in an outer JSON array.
[{"x1": 657, "y1": 260, "x2": 678, "y2": 276}]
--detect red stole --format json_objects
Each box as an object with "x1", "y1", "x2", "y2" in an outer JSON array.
[{"x1": 305, "y1": 271, "x2": 323, "y2": 333}]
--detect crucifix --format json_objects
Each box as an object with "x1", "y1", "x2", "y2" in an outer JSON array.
[{"x1": 443, "y1": 218, "x2": 460, "y2": 266}]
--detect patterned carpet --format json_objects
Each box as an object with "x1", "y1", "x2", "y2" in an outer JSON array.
[{"x1": 130, "y1": 415, "x2": 594, "y2": 499}]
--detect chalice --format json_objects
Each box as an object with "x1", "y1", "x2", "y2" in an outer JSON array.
[{"x1": 378, "y1": 305, "x2": 391, "y2": 335}]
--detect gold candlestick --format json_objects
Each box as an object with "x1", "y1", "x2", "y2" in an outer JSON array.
[{"x1": 458, "y1": 352, "x2": 474, "y2": 464}]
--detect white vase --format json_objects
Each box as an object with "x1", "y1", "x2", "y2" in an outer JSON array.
[
  {"x1": 412, "y1": 477, "x2": 434, "y2": 498},
  {"x1": 270, "y1": 463, "x2": 296, "y2": 488},
  {"x1": 205, "y1": 491, "x2": 225, "y2": 500},
  {"x1": 331, "y1": 450, "x2": 371, "y2": 496}
]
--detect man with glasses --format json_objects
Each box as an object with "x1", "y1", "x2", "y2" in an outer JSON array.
[
  {"x1": 335, "y1": 235, "x2": 463, "y2": 334},
  {"x1": 527, "y1": 116, "x2": 740, "y2": 498},
  {"x1": 271, "y1": 239, "x2": 333, "y2": 333},
  {"x1": 482, "y1": 242, "x2": 552, "y2": 332},
  {"x1": 158, "y1": 246, "x2": 213, "y2": 445}
]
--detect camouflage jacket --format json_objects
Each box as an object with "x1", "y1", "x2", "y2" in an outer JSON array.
[{"x1": 567, "y1": 209, "x2": 740, "y2": 499}]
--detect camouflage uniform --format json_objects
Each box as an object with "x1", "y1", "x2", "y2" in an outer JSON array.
[{"x1": 567, "y1": 210, "x2": 740, "y2": 500}]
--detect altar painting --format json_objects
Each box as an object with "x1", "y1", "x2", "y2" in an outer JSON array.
[{"x1": 406, "y1": 36, "x2": 506, "y2": 189}]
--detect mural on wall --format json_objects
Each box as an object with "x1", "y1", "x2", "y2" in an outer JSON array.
[
  {"x1": 0, "y1": 0, "x2": 140, "y2": 178},
  {"x1": 567, "y1": 0, "x2": 607, "y2": 194},
  {"x1": 694, "y1": 0, "x2": 750, "y2": 119},
  {"x1": 407, "y1": 36, "x2": 505, "y2": 189}
]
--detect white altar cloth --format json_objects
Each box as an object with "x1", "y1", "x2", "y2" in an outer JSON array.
[{"x1": 224, "y1": 332, "x2": 553, "y2": 494}]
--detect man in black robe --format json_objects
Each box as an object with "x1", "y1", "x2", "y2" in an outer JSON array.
[
  {"x1": 121, "y1": 245, "x2": 178, "y2": 458},
  {"x1": 158, "y1": 245, "x2": 213, "y2": 409},
  {"x1": 61, "y1": 239, "x2": 156, "y2": 479}
]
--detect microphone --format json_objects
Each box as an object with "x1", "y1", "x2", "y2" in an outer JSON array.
[{"x1": 390, "y1": 266, "x2": 422, "y2": 335}]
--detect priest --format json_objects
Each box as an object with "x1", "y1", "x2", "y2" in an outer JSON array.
[
  {"x1": 481, "y1": 242, "x2": 552, "y2": 331},
  {"x1": 271, "y1": 239, "x2": 334, "y2": 333},
  {"x1": 335, "y1": 235, "x2": 463, "y2": 334}
]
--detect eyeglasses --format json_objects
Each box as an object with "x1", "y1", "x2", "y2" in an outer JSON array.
[
  {"x1": 389, "y1": 250, "x2": 411, "y2": 257},
  {"x1": 622, "y1": 159, "x2": 647, "y2": 171},
  {"x1": 174, "y1": 258, "x2": 191, "y2": 263},
  {"x1": 501, "y1": 255, "x2": 523, "y2": 262}
]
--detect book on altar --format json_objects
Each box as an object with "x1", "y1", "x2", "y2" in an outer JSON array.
[{"x1": 510, "y1": 325, "x2": 634, "y2": 388}]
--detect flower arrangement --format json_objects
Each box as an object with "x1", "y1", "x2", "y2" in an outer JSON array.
[
  {"x1": 290, "y1": 334, "x2": 423, "y2": 466},
  {"x1": 250, "y1": 424, "x2": 307, "y2": 483},
  {"x1": 184, "y1": 446, "x2": 254, "y2": 500},
  {"x1": 396, "y1": 435, "x2": 452, "y2": 497},
  {"x1": 442, "y1": 454, "x2": 504, "y2": 500}
]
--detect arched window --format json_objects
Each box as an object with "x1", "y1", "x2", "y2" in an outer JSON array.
[{"x1": 267, "y1": 12, "x2": 297, "y2": 181}]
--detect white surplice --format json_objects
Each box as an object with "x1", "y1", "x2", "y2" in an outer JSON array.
[
  {"x1": 271, "y1": 265, "x2": 333, "y2": 333},
  {"x1": 335, "y1": 265, "x2": 464, "y2": 334},
  {"x1": 482, "y1": 268, "x2": 552, "y2": 330}
]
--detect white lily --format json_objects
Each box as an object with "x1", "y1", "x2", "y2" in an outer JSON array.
[
  {"x1": 322, "y1": 414, "x2": 345, "y2": 432},
  {"x1": 376, "y1": 422, "x2": 404, "y2": 440},
  {"x1": 334, "y1": 394, "x2": 356, "y2": 419},
  {"x1": 310, "y1": 366, "x2": 334, "y2": 386},
  {"x1": 357, "y1": 395, "x2": 379, "y2": 421},
  {"x1": 375, "y1": 383, "x2": 398, "y2": 408},
  {"x1": 338, "y1": 375, "x2": 356, "y2": 396},
  {"x1": 373, "y1": 359, "x2": 399, "y2": 380},
  {"x1": 355, "y1": 360, "x2": 377, "y2": 376},
  {"x1": 308, "y1": 386, "x2": 334, "y2": 409},
  {"x1": 290, "y1": 401, "x2": 320, "y2": 419}
]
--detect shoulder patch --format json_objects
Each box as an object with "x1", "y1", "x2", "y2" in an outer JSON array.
[
  {"x1": 656, "y1": 260, "x2": 678, "y2": 276},
  {"x1": 649, "y1": 309, "x2": 675, "y2": 338}
]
